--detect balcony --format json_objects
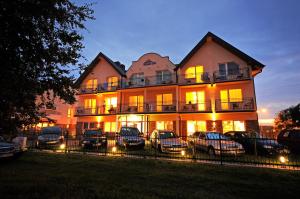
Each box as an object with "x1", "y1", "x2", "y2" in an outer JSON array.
[
  {"x1": 78, "y1": 82, "x2": 119, "y2": 94},
  {"x1": 75, "y1": 106, "x2": 117, "y2": 116},
  {"x1": 178, "y1": 72, "x2": 210, "y2": 85},
  {"x1": 179, "y1": 101, "x2": 212, "y2": 112},
  {"x1": 215, "y1": 98, "x2": 255, "y2": 112},
  {"x1": 120, "y1": 73, "x2": 177, "y2": 89},
  {"x1": 119, "y1": 102, "x2": 177, "y2": 114},
  {"x1": 213, "y1": 67, "x2": 250, "y2": 83}
]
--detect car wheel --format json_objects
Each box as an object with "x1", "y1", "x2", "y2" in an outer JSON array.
[{"x1": 208, "y1": 147, "x2": 215, "y2": 156}]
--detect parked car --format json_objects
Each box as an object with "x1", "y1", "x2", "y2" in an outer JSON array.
[
  {"x1": 188, "y1": 131, "x2": 245, "y2": 156},
  {"x1": 278, "y1": 129, "x2": 300, "y2": 154},
  {"x1": 116, "y1": 127, "x2": 145, "y2": 149},
  {"x1": 80, "y1": 129, "x2": 107, "y2": 149},
  {"x1": 150, "y1": 130, "x2": 187, "y2": 153},
  {"x1": 0, "y1": 136, "x2": 24, "y2": 158},
  {"x1": 36, "y1": 126, "x2": 65, "y2": 150},
  {"x1": 225, "y1": 131, "x2": 289, "y2": 156}
]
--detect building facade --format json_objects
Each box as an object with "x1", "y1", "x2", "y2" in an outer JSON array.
[{"x1": 73, "y1": 32, "x2": 265, "y2": 137}]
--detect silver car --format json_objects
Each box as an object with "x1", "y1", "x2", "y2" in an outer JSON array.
[
  {"x1": 150, "y1": 130, "x2": 187, "y2": 153},
  {"x1": 188, "y1": 131, "x2": 245, "y2": 156}
]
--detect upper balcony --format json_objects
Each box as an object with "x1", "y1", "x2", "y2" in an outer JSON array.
[
  {"x1": 178, "y1": 72, "x2": 211, "y2": 85},
  {"x1": 215, "y1": 97, "x2": 255, "y2": 112},
  {"x1": 119, "y1": 101, "x2": 177, "y2": 114},
  {"x1": 78, "y1": 82, "x2": 119, "y2": 95},
  {"x1": 120, "y1": 73, "x2": 177, "y2": 89},
  {"x1": 213, "y1": 67, "x2": 251, "y2": 83},
  {"x1": 179, "y1": 101, "x2": 212, "y2": 113},
  {"x1": 75, "y1": 106, "x2": 117, "y2": 116}
]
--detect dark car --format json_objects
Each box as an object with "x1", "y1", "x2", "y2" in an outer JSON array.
[
  {"x1": 115, "y1": 127, "x2": 145, "y2": 149},
  {"x1": 80, "y1": 129, "x2": 107, "y2": 149},
  {"x1": 225, "y1": 131, "x2": 289, "y2": 156},
  {"x1": 0, "y1": 136, "x2": 24, "y2": 158},
  {"x1": 37, "y1": 126, "x2": 65, "y2": 150},
  {"x1": 278, "y1": 129, "x2": 300, "y2": 154}
]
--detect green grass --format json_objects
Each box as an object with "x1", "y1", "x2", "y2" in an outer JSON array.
[{"x1": 0, "y1": 152, "x2": 300, "y2": 199}]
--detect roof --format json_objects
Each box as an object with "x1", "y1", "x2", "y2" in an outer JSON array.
[
  {"x1": 74, "y1": 52, "x2": 126, "y2": 87},
  {"x1": 175, "y1": 32, "x2": 265, "y2": 71}
]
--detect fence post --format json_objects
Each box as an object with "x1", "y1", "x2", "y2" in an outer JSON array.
[
  {"x1": 65, "y1": 130, "x2": 68, "y2": 154},
  {"x1": 219, "y1": 134, "x2": 223, "y2": 165}
]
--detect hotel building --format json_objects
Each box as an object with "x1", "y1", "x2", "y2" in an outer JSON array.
[{"x1": 73, "y1": 32, "x2": 264, "y2": 137}]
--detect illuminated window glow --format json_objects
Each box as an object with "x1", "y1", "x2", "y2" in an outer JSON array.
[
  {"x1": 222, "y1": 120, "x2": 245, "y2": 132},
  {"x1": 104, "y1": 122, "x2": 116, "y2": 132},
  {"x1": 156, "y1": 121, "x2": 173, "y2": 130},
  {"x1": 185, "y1": 91, "x2": 205, "y2": 111},
  {"x1": 107, "y1": 76, "x2": 118, "y2": 89},
  {"x1": 84, "y1": 99, "x2": 97, "y2": 114},
  {"x1": 185, "y1": 66, "x2": 204, "y2": 83},
  {"x1": 86, "y1": 79, "x2": 97, "y2": 89},
  {"x1": 187, "y1": 121, "x2": 206, "y2": 136},
  {"x1": 156, "y1": 93, "x2": 173, "y2": 112},
  {"x1": 129, "y1": 95, "x2": 144, "y2": 112},
  {"x1": 220, "y1": 89, "x2": 243, "y2": 110},
  {"x1": 105, "y1": 97, "x2": 117, "y2": 113}
]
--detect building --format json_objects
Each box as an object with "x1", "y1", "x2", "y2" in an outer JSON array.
[{"x1": 73, "y1": 32, "x2": 265, "y2": 137}]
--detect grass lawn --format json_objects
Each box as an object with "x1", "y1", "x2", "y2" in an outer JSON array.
[{"x1": 0, "y1": 152, "x2": 300, "y2": 199}]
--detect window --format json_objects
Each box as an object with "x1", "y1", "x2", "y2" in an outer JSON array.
[
  {"x1": 86, "y1": 79, "x2": 98, "y2": 90},
  {"x1": 84, "y1": 99, "x2": 97, "y2": 114},
  {"x1": 107, "y1": 76, "x2": 118, "y2": 89},
  {"x1": 129, "y1": 95, "x2": 144, "y2": 112},
  {"x1": 219, "y1": 62, "x2": 239, "y2": 76},
  {"x1": 185, "y1": 66, "x2": 204, "y2": 83},
  {"x1": 220, "y1": 89, "x2": 243, "y2": 110},
  {"x1": 104, "y1": 97, "x2": 117, "y2": 113},
  {"x1": 67, "y1": 108, "x2": 72, "y2": 118},
  {"x1": 83, "y1": 122, "x2": 89, "y2": 129},
  {"x1": 222, "y1": 120, "x2": 245, "y2": 133},
  {"x1": 185, "y1": 91, "x2": 205, "y2": 111},
  {"x1": 104, "y1": 122, "x2": 116, "y2": 132},
  {"x1": 187, "y1": 121, "x2": 206, "y2": 136},
  {"x1": 130, "y1": 73, "x2": 144, "y2": 85},
  {"x1": 156, "y1": 121, "x2": 173, "y2": 130},
  {"x1": 156, "y1": 70, "x2": 172, "y2": 83},
  {"x1": 156, "y1": 93, "x2": 173, "y2": 112}
]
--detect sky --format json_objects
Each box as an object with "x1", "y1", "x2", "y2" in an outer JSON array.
[{"x1": 78, "y1": 0, "x2": 300, "y2": 122}]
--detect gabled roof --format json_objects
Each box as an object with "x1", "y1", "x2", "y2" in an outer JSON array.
[
  {"x1": 175, "y1": 32, "x2": 265, "y2": 71},
  {"x1": 74, "y1": 52, "x2": 126, "y2": 87}
]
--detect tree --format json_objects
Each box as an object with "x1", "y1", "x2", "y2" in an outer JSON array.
[
  {"x1": 274, "y1": 103, "x2": 300, "y2": 132},
  {"x1": 0, "y1": 0, "x2": 94, "y2": 134}
]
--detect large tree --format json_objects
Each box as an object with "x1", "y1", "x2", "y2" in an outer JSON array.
[
  {"x1": 0, "y1": 0, "x2": 93, "y2": 134},
  {"x1": 274, "y1": 103, "x2": 300, "y2": 132}
]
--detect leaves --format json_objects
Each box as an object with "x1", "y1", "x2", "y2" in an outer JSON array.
[{"x1": 274, "y1": 103, "x2": 300, "y2": 132}]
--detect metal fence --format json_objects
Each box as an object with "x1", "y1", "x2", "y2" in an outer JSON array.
[{"x1": 26, "y1": 133, "x2": 300, "y2": 170}]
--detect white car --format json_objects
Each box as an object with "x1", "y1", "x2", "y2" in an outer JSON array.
[
  {"x1": 150, "y1": 130, "x2": 187, "y2": 153},
  {"x1": 188, "y1": 131, "x2": 245, "y2": 156}
]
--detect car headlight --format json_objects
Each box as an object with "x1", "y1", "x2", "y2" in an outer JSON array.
[
  {"x1": 59, "y1": 143, "x2": 65, "y2": 150},
  {"x1": 263, "y1": 145, "x2": 273, "y2": 149},
  {"x1": 83, "y1": 140, "x2": 89, "y2": 144}
]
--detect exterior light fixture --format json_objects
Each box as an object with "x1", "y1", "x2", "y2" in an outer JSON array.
[
  {"x1": 279, "y1": 156, "x2": 288, "y2": 164},
  {"x1": 181, "y1": 150, "x2": 186, "y2": 156},
  {"x1": 112, "y1": 146, "x2": 117, "y2": 153},
  {"x1": 59, "y1": 143, "x2": 66, "y2": 150}
]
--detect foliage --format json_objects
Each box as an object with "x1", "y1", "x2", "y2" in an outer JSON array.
[
  {"x1": 274, "y1": 103, "x2": 300, "y2": 132},
  {"x1": 0, "y1": 0, "x2": 94, "y2": 134}
]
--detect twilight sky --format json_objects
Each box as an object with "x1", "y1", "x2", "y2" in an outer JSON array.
[{"x1": 78, "y1": 0, "x2": 300, "y2": 122}]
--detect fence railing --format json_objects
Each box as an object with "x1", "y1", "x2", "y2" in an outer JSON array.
[
  {"x1": 26, "y1": 133, "x2": 300, "y2": 170},
  {"x1": 215, "y1": 98, "x2": 255, "y2": 112},
  {"x1": 213, "y1": 67, "x2": 251, "y2": 82}
]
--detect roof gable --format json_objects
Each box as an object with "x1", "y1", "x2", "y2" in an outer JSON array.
[
  {"x1": 74, "y1": 52, "x2": 126, "y2": 87},
  {"x1": 176, "y1": 32, "x2": 265, "y2": 71}
]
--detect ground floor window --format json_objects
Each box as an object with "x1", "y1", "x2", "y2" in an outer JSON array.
[
  {"x1": 222, "y1": 120, "x2": 245, "y2": 132},
  {"x1": 156, "y1": 121, "x2": 173, "y2": 130},
  {"x1": 104, "y1": 122, "x2": 116, "y2": 133},
  {"x1": 187, "y1": 121, "x2": 206, "y2": 136}
]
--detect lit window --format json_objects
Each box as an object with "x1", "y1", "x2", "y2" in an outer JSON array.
[
  {"x1": 107, "y1": 76, "x2": 118, "y2": 88},
  {"x1": 129, "y1": 95, "x2": 144, "y2": 112},
  {"x1": 156, "y1": 121, "x2": 173, "y2": 130},
  {"x1": 220, "y1": 89, "x2": 243, "y2": 110},
  {"x1": 104, "y1": 122, "x2": 116, "y2": 132},
  {"x1": 156, "y1": 94, "x2": 173, "y2": 112},
  {"x1": 86, "y1": 79, "x2": 98, "y2": 89},
  {"x1": 222, "y1": 120, "x2": 245, "y2": 132},
  {"x1": 105, "y1": 97, "x2": 117, "y2": 113},
  {"x1": 185, "y1": 66, "x2": 204, "y2": 83},
  {"x1": 67, "y1": 108, "x2": 72, "y2": 118},
  {"x1": 185, "y1": 91, "x2": 205, "y2": 111},
  {"x1": 84, "y1": 99, "x2": 97, "y2": 114},
  {"x1": 187, "y1": 121, "x2": 206, "y2": 136}
]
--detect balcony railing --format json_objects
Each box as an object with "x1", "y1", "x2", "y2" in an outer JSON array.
[
  {"x1": 179, "y1": 101, "x2": 212, "y2": 112},
  {"x1": 118, "y1": 102, "x2": 177, "y2": 114},
  {"x1": 178, "y1": 72, "x2": 211, "y2": 85},
  {"x1": 120, "y1": 73, "x2": 177, "y2": 89},
  {"x1": 78, "y1": 82, "x2": 119, "y2": 94},
  {"x1": 75, "y1": 106, "x2": 117, "y2": 116},
  {"x1": 213, "y1": 67, "x2": 250, "y2": 83},
  {"x1": 215, "y1": 98, "x2": 255, "y2": 112}
]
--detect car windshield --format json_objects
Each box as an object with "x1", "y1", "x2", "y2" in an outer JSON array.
[
  {"x1": 41, "y1": 127, "x2": 62, "y2": 135},
  {"x1": 84, "y1": 130, "x2": 102, "y2": 137},
  {"x1": 206, "y1": 133, "x2": 229, "y2": 140},
  {"x1": 159, "y1": 131, "x2": 176, "y2": 139},
  {"x1": 120, "y1": 128, "x2": 140, "y2": 136}
]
